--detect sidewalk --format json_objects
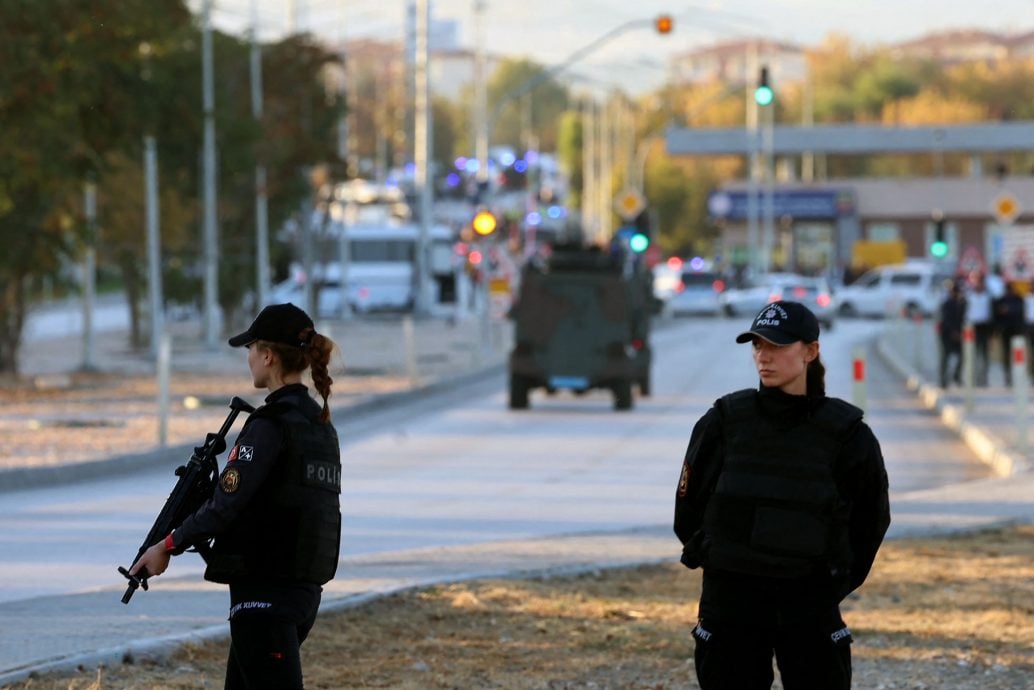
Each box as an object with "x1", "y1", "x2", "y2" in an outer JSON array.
[
  {"x1": 876, "y1": 321, "x2": 1034, "y2": 538},
  {"x1": 0, "y1": 313, "x2": 510, "y2": 490}
]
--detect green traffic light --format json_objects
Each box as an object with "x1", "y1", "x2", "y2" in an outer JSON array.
[
  {"x1": 930, "y1": 241, "x2": 948, "y2": 258},
  {"x1": 629, "y1": 233, "x2": 650, "y2": 253},
  {"x1": 754, "y1": 85, "x2": 774, "y2": 107}
]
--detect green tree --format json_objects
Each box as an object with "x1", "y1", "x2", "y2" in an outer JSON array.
[
  {"x1": 480, "y1": 58, "x2": 570, "y2": 153},
  {"x1": 0, "y1": 0, "x2": 196, "y2": 373}
]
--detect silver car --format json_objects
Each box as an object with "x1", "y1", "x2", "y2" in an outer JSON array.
[{"x1": 721, "y1": 273, "x2": 837, "y2": 330}]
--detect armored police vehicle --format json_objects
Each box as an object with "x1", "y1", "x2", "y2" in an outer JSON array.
[{"x1": 508, "y1": 244, "x2": 654, "y2": 411}]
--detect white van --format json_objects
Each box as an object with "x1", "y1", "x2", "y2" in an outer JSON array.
[
  {"x1": 837, "y1": 261, "x2": 954, "y2": 318},
  {"x1": 272, "y1": 220, "x2": 457, "y2": 316}
]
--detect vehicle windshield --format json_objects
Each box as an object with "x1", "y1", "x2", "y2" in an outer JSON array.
[{"x1": 682, "y1": 272, "x2": 720, "y2": 287}]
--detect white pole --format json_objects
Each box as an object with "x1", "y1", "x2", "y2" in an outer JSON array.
[
  {"x1": 413, "y1": 0, "x2": 433, "y2": 314},
  {"x1": 599, "y1": 96, "x2": 613, "y2": 242},
  {"x1": 157, "y1": 332, "x2": 171, "y2": 447},
  {"x1": 202, "y1": 0, "x2": 220, "y2": 349},
  {"x1": 250, "y1": 0, "x2": 271, "y2": 309},
  {"x1": 402, "y1": 314, "x2": 418, "y2": 385},
  {"x1": 745, "y1": 42, "x2": 759, "y2": 277},
  {"x1": 1011, "y1": 335, "x2": 1028, "y2": 455},
  {"x1": 144, "y1": 136, "x2": 164, "y2": 361},
  {"x1": 81, "y1": 183, "x2": 97, "y2": 371},
  {"x1": 852, "y1": 347, "x2": 866, "y2": 412},
  {"x1": 473, "y1": 0, "x2": 488, "y2": 192}
]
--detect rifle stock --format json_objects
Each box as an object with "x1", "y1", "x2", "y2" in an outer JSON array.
[{"x1": 118, "y1": 396, "x2": 254, "y2": 604}]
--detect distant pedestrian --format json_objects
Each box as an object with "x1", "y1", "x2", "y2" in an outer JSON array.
[
  {"x1": 966, "y1": 272, "x2": 994, "y2": 386},
  {"x1": 130, "y1": 303, "x2": 341, "y2": 690},
  {"x1": 674, "y1": 301, "x2": 891, "y2": 690},
  {"x1": 937, "y1": 281, "x2": 967, "y2": 388},
  {"x1": 994, "y1": 282, "x2": 1025, "y2": 386}
]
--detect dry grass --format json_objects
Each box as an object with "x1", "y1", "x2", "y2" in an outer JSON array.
[{"x1": 6, "y1": 525, "x2": 1033, "y2": 690}]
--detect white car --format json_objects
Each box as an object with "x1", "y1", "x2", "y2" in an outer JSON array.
[
  {"x1": 721, "y1": 273, "x2": 837, "y2": 329},
  {"x1": 837, "y1": 261, "x2": 953, "y2": 318}
]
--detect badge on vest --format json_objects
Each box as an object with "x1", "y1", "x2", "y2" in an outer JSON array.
[
  {"x1": 303, "y1": 460, "x2": 341, "y2": 492},
  {"x1": 220, "y1": 467, "x2": 241, "y2": 493}
]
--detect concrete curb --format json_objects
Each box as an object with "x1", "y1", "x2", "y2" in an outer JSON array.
[{"x1": 875, "y1": 336, "x2": 1029, "y2": 476}]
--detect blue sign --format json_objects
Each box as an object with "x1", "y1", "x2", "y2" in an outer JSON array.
[{"x1": 708, "y1": 188, "x2": 855, "y2": 220}]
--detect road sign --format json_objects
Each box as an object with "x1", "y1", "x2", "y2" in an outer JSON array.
[
  {"x1": 992, "y1": 191, "x2": 1022, "y2": 225},
  {"x1": 614, "y1": 187, "x2": 646, "y2": 221},
  {"x1": 999, "y1": 224, "x2": 1034, "y2": 281}
]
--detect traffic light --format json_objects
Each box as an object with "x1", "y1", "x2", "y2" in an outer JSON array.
[
  {"x1": 654, "y1": 14, "x2": 673, "y2": 34},
  {"x1": 472, "y1": 210, "x2": 497, "y2": 237},
  {"x1": 930, "y1": 217, "x2": 948, "y2": 258},
  {"x1": 754, "y1": 65, "x2": 774, "y2": 107},
  {"x1": 630, "y1": 209, "x2": 652, "y2": 253}
]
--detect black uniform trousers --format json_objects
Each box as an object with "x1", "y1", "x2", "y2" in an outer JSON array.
[
  {"x1": 224, "y1": 582, "x2": 322, "y2": 690},
  {"x1": 692, "y1": 571, "x2": 852, "y2": 690}
]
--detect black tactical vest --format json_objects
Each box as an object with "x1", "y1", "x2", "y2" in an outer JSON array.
[
  {"x1": 206, "y1": 398, "x2": 341, "y2": 585},
  {"x1": 701, "y1": 389, "x2": 861, "y2": 578}
]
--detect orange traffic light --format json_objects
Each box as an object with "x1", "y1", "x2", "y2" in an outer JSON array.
[{"x1": 655, "y1": 14, "x2": 673, "y2": 34}]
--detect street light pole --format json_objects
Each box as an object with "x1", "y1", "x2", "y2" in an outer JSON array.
[
  {"x1": 201, "y1": 0, "x2": 220, "y2": 349},
  {"x1": 413, "y1": 0, "x2": 434, "y2": 314},
  {"x1": 250, "y1": 0, "x2": 270, "y2": 309},
  {"x1": 473, "y1": 0, "x2": 489, "y2": 190}
]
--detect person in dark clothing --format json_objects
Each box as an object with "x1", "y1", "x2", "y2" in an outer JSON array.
[
  {"x1": 937, "y1": 281, "x2": 968, "y2": 388},
  {"x1": 674, "y1": 301, "x2": 891, "y2": 690},
  {"x1": 130, "y1": 303, "x2": 341, "y2": 690},
  {"x1": 993, "y1": 282, "x2": 1026, "y2": 386}
]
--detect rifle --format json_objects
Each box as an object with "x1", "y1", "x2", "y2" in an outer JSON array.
[{"x1": 118, "y1": 396, "x2": 255, "y2": 604}]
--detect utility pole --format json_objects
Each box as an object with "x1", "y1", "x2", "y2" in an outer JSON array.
[
  {"x1": 473, "y1": 0, "x2": 489, "y2": 193},
  {"x1": 413, "y1": 0, "x2": 433, "y2": 314},
  {"x1": 745, "y1": 41, "x2": 760, "y2": 277},
  {"x1": 598, "y1": 95, "x2": 613, "y2": 242},
  {"x1": 144, "y1": 136, "x2": 164, "y2": 360},
  {"x1": 250, "y1": 0, "x2": 270, "y2": 308},
  {"x1": 201, "y1": 0, "x2": 220, "y2": 348},
  {"x1": 80, "y1": 182, "x2": 97, "y2": 371},
  {"x1": 581, "y1": 98, "x2": 597, "y2": 242}
]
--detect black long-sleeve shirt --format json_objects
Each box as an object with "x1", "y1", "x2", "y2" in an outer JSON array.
[{"x1": 674, "y1": 386, "x2": 891, "y2": 606}]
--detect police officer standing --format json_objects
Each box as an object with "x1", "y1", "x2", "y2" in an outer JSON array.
[
  {"x1": 674, "y1": 301, "x2": 890, "y2": 689},
  {"x1": 130, "y1": 303, "x2": 341, "y2": 690}
]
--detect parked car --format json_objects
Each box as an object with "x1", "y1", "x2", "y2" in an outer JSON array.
[
  {"x1": 721, "y1": 272, "x2": 838, "y2": 330},
  {"x1": 836, "y1": 261, "x2": 953, "y2": 318},
  {"x1": 663, "y1": 267, "x2": 727, "y2": 316}
]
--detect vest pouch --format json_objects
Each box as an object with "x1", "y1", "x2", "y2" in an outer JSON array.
[
  {"x1": 204, "y1": 552, "x2": 249, "y2": 584},
  {"x1": 750, "y1": 505, "x2": 829, "y2": 558}
]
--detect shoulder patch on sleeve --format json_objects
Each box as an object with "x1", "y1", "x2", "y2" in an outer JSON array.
[
  {"x1": 228, "y1": 445, "x2": 254, "y2": 463},
  {"x1": 220, "y1": 467, "x2": 241, "y2": 493}
]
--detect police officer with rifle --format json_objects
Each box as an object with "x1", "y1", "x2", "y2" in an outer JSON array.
[
  {"x1": 125, "y1": 303, "x2": 342, "y2": 690},
  {"x1": 674, "y1": 301, "x2": 891, "y2": 689}
]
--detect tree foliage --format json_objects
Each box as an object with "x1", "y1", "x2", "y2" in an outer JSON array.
[{"x1": 0, "y1": 1, "x2": 343, "y2": 374}]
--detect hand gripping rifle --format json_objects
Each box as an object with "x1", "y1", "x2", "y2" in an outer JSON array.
[{"x1": 118, "y1": 396, "x2": 255, "y2": 604}]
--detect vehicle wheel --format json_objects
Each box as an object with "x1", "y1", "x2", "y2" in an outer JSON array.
[
  {"x1": 838, "y1": 302, "x2": 856, "y2": 317},
  {"x1": 904, "y1": 302, "x2": 922, "y2": 319},
  {"x1": 613, "y1": 380, "x2": 633, "y2": 411},
  {"x1": 723, "y1": 304, "x2": 736, "y2": 317},
  {"x1": 509, "y1": 374, "x2": 530, "y2": 410},
  {"x1": 822, "y1": 319, "x2": 834, "y2": 332},
  {"x1": 639, "y1": 373, "x2": 651, "y2": 397}
]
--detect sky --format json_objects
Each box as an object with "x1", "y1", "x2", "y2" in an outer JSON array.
[{"x1": 197, "y1": 0, "x2": 1034, "y2": 94}]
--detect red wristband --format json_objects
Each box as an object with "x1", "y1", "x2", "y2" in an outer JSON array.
[{"x1": 164, "y1": 533, "x2": 176, "y2": 553}]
